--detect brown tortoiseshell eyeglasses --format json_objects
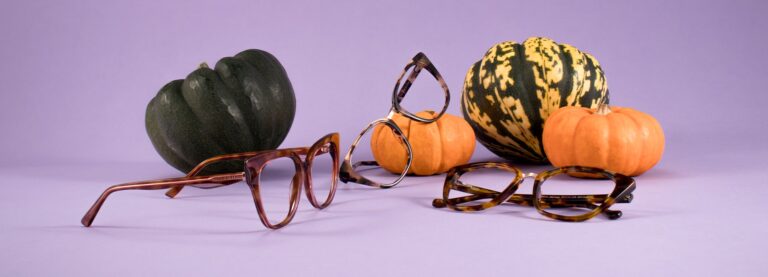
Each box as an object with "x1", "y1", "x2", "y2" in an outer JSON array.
[
  {"x1": 82, "y1": 133, "x2": 340, "y2": 229},
  {"x1": 339, "y1": 52, "x2": 450, "y2": 189},
  {"x1": 432, "y1": 162, "x2": 636, "y2": 222}
]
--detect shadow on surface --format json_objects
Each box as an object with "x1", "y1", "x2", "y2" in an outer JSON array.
[{"x1": 408, "y1": 194, "x2": 670, "y2": 224}]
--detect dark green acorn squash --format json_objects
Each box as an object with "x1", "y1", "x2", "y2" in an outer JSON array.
[
  {"x1": 146, "y1": 49, "x2": 295, "y2": 174},
  {"x1": 462, "y1": 37, "x2": 609, "y2": 163}
]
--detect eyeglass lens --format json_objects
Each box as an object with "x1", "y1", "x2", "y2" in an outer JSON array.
[
  {"x1": 308, "y1": 144, "x2": 335, "y2": 205},
  {"x1": 256, "y1": 156, "x2": 299, "y2": 225},
  {"x1": 450, "y1": 166, "x2": 519, "y2": 207},
  {"x1": 537, "y1": 170, "x2": 616, "y2": 217},
  {"x1": 395, "y1": 63, "x2": 447, "y2": 119},
  {"x1": 354, "y1": 122, "x2": 410, "y2": 185}
]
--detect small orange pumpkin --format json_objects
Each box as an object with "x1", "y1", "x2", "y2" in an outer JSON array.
[
  {"x1": 371, "y1": 111, "x2": 476, "y2": 176},
  {"x1": 543, "y1": 104, "x2": 664, "y2": 177}
]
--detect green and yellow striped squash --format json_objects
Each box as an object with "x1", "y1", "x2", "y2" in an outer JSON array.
[{"x1": 462, "y1": 37, "x2": 609, "y2": 163}]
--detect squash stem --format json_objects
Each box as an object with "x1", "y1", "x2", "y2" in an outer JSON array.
[
  {"x1": 596, "y1": 103, "x2": 612, "y2": 115},
  {"x1": 199, "y1": 62, "x2": 210, "y2": 69}
]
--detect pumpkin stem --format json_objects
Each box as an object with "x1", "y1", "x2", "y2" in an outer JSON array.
[
  {"x1": 199, "y1": 62, "x2": 210, "y2": 69},
  {"x1": 596, "y1": 103, "x2": 612, "y2": 115}
]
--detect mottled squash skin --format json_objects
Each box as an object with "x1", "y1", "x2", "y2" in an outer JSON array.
[
  {"x1": 146, "y1": 49, "x2": 296, "y2": 174},
  {"x1": 462, "y1": 37, "x2": 609, "y2": 163}
]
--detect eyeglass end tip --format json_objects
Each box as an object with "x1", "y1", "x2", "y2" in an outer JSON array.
[{"x1": 432, "y1": 199, "x2": 446, "y2": 208}]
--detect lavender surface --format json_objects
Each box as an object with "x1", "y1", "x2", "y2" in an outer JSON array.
[{"x1": 1, "y1": 1, "x2": 766, "y2": 276}]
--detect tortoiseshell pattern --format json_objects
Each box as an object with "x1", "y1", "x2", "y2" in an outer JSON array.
[
  {"x1": 432, "y1": 162, "x2": 636, "y2": 222},
  {"x1": 164, "y1": 147, "x2": 312, "y2": 198},
  {"x1": 82, "y1": 133, "x2": 340, "y2": 229},
  {"x1": 339, "y1": 119, "x2": 412, "y2": 188},
  {"x1": 340, "y1": 52, "x2": 450, "y2": 188}
]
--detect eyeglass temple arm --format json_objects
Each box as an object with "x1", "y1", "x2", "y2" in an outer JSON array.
[
  {"x1": 431, "y1": 194, "x2": 628, "y2": 220},
  {"x1": 431, "y1": 193, "x2": 633, "y2": 207},
  {"x1": 339, "y1": 162, "x2": 393, "y2": 189},
  {"x1": 165, "y1": 147, "x2": 311, "y2": 198},
  {"x1": 339, "y1": 160, "x2": 400, "y2": 189},
  {"x1": 352, "y1": 161, "x2": 378, "y2": 168},
  {"x1": 432, "y1": 182, "x2": 632, "y2": 218},
  {"x1": 82, "y1": 172, "x2": 245, "y2": 227},
  {"x1": 452, "y1": 181, "x2": 633, "y2": 204}
]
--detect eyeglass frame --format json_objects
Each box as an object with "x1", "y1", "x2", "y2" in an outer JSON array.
[
  {"x1": 339, "y1": 52, "x2": 450, "y2": 189},
  {"x1": 81, "y1": 132, "x2": 340, "y2": 229},
  {"x1": 432, "y1": 162, "x2": 636, "y2": 222}
]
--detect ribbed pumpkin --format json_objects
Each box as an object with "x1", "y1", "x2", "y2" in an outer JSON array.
[
  {"x1": 543, "y1": 104, "x2": 665, "y2": 177},
  {"x1": 146, "y1": 49, "x2": 296, "y2": 174},
  {"x1": 462, "y1": 37, "x2": 609, "y2": 163},
  {"x1": 371, "y1": 111, "x2": 476, "y2": 176}
]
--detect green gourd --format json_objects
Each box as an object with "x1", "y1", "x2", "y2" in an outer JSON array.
[
  {"x1": 146, "y1": 49, "x2": 295, "y2": 174},
  {"x1": 462, "y1": 37, "x2": 609, "y2": 163}
]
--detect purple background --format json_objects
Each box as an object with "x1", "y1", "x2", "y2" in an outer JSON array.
[{"x1": 1, "y1": 0, "x2": 767, "y2": 276}]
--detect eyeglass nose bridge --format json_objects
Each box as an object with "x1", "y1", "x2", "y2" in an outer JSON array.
[
  {"x1": 522, "y1": 172, "x2": 538, "y2": 180},
  {"x1": 508, "y1": 172, "x2": 538, "y2": 189}
]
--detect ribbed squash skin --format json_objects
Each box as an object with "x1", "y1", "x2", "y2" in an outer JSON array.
[
  {"x1": 462, "y1": 37, "x2": 609, "y2": 163},
  {"x1": 543, "y1": 105, "x2": 665, "y2": 177},
  {"x1": 146, "y1": 49, "x2": 295, "y2": 174},
  {"x1": 370, "y1": 111, "x2": 476, "y2": 176}
]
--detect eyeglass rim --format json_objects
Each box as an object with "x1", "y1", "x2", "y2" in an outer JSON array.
[
  {"x1": 339, "y1": 52, "x2": 447, "y2": 188},
  {"x1": 440, "y1": 161, "x2": 524, "y2": 211},
  {"x1": 438, "y1": 162, "x2": 636, "y2": 221},
  {"x1": 244, "y1": 132, "x2": 341, "y2": 229},
  {"x1": 390, "y1": 52, "x2": 451, "y2": 124},
  {"x1": 304, "y1": 133, "x2": 340, "y2": 209},
  {"x1": 532, "y1": 166, "x2": 636, "y2": 222},
  {"x1": 339, "y1": 118, "x2": 412, "y2": 188},
  {"x1": 81, "y1": 133, "x2": 341, "y2": 230},
  {"x1": 245, "y1": 150, "x2": 304, "y2": 229}
]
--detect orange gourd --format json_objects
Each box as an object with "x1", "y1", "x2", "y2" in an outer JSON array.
[
  {"x1": 543, "y1": 104, "x2": 665, "y2": 177},
  {"x1": 371, "y1": 111, "x2": 476, "y2": 176}
]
